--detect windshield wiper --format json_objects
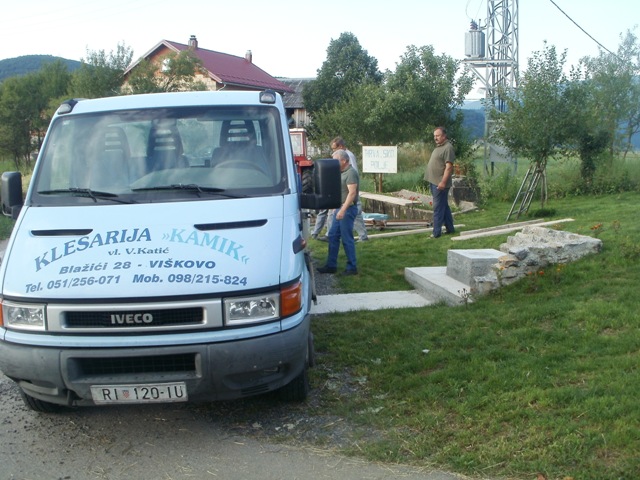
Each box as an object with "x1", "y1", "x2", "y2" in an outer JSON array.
[
  {"x1": 37, "y1": 188, "x2": 134, "y2": 204},
  {"x1": 132, "y1": 184, "x2": 222, "y2": 192},
  {"x1": 131, "y1": 184, "x2": 246, "y2": 198}
]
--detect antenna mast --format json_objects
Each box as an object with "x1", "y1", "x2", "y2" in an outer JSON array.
[{"x1": 464, "y1": 0, "x2": 519, "y2": 174}]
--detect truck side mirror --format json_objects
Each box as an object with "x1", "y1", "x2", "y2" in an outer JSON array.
[
  {"x1": 1, "y1": 172, "x2": 23, "y2": 219},
  {"x1": 299, "y1": 159, "x2": 341, "y2": 210}
]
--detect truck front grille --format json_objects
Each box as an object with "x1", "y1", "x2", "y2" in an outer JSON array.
[
  {"x1": 65, "y1": 307, "x2": 203, "y2": 328},
  {"x1": 74, "y1": 353, "x2": 197, "y2": 376}
]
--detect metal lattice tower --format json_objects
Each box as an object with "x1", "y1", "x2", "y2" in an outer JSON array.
[{"x1": 464, "y1": 0, "x2": 519, "y2": 174}]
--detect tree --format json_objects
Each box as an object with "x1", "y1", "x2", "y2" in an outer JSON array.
[
  {"x1": 0, "y1": 76, "x2": 36, "y2": 169},
  {"x1": 563, "y1": 65, "x2": 611, "y2": 188},
  {"x1": 302, "y1": 32, "x2": 382, "y2": 117},
  {"x1": 70, "y1": 43, "x2": 133, "y2": 98},
  {"x1": 383, "y1": 45, "x2": 473, "y2": 141},
  {"x1": 491, "y1": 43, "x2": 569, "y2": 207},
  {"x1": 309, "y1": 82, "x2": 385, "y2": 148},
  {"x1": 32, "y1": 61, "x2": 72, "y2": 150},
  {"x1": 124, "y1": 50, "x2": 207, "y2": 94},
  {"x1": 0, "y1": 61, "x2": 71, "y2": 170},
  {"x1": 309, "y1": 44, "x2": 474, "y2": 152},
  {"x1": 580, "y1": 29, "x2": 640, "y2": 158},
  {"x1": 380, "y1": 45, "x2": 474, "y2": 151}
]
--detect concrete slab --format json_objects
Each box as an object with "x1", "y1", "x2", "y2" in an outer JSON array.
[
  {"x1": 311, "y1": 291, "x2": 433, "y2": 315},
  {"x1": 405, "y1": 266, "x2": 471, "y2": 306}
]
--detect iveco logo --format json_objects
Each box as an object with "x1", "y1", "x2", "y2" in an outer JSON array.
[{"x1": 110, "y1": 313, "x2": 154, "y2": 325}]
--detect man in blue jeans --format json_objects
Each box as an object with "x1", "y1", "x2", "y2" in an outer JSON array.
[
  {"x1": 424, "y1": 127, "x2": 455, "y2": 238},
  {"x1": 312, "y1": 136, "x2": 368, "y2": 242},
  {"x1": 317, "y1": 149, "x2": 359, "y2": 275}
]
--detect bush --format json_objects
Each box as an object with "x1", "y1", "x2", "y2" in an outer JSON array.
[{"x1": 477, "y1": 164, "x2": 520, "y2": 202}]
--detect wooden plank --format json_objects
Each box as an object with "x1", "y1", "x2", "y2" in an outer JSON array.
[
  {"x1": 386, "y1": 221, "x2": 430, "y2": 227},
  {"x1": 369, "y1": 228, "x2": 433, "y2": 238},
  {"x1": 458, "y1": 219, "x2": 545, "y2": 236},
  {"x1": 360, "y1": 191, "x2": 419, "y2": 207},
  {"x1": 452, "y1": 219, "x2": 575, "y2": 241},
  {"x1": 367, "y1": 224, "x2": 465, "y2": 239}
]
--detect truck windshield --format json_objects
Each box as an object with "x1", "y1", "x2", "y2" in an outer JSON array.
[{"x1": 31, "y1": 106, "x2": 288, "y2": 205}]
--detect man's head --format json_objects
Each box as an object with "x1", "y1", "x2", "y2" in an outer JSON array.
[
  {"x1": 332, "y1": 149, "x2": 350, "y2": 171},
  {"x1": 330, "y1": 136, "x2": 347, "y2": 151},
  {"x1": 433, "y1": 127, "x2": 447, "y2": 146}
]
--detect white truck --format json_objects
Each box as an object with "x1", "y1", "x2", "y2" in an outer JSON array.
[{"x1": 0, "y1": 90, "x2": 340, "y2": 411}]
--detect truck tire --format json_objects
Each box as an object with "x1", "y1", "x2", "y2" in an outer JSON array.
[
  {"x1": 307, "y1": 331, "x2": 316, "y2": 368},
  {"x1": 278, "y1": 366, "x2": 309, "y2": 402},
  {"x1": 301, "y1": 168, "x2": 314, "y2": 194},
  {"x1": 19, "y1": 389, "x2": 71, "y2": 413},
  {"x1": 278, "y1": 331, "x2": 313, "y2": 401}
]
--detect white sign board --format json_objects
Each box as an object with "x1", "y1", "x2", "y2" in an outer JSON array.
[{"x1": 362, "y1": 146, "x2": 397, "y2": 174}]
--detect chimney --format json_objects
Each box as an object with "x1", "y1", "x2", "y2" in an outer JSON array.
[
  {"x1": 188, "y1": 35, "x2": 198, "y2": 50},
  {"x1": 245, "y1": 50, "x2": 252, "y2": 63}
]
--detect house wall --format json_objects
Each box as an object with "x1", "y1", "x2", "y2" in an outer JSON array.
[
  {"x1": 146, "y1": 47, "x2": 222, "y2": 90},
  {"x1": 289, "y1": 109, "x2": 310, "y2": 128}
]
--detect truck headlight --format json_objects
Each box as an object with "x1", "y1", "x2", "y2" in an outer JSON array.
[
  {"x1": 1, "y1": 301, "x2": 46, "y2": 331},
  {"x1": 224, "y1": 292, "x2": 279, "y2": 326}
]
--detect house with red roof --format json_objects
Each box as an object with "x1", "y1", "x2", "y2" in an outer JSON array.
[{"x1": 124, "y1": 35, "x2": 293, "y2": 94}]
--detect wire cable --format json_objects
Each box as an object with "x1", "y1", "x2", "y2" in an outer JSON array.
[{"x1": 548, "y1": 0, "x2": 616, "y2": 56}]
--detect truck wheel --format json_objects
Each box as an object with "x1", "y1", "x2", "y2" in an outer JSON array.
[
  {"x1": 279, "y1": 331, "x2": 314, "y2": 401},
  {"x1": 301, "y1": 168, "x2": 314, "y2": 194},
  {"x1": 308, "y1": 331, "x2": 316, "y2": 368},
  {"x1": 19, "y1": 389, "x2": 70, "y2": 413},
  {"x1": 278, "y1": 366, "x2": 309, "y2": 402}
]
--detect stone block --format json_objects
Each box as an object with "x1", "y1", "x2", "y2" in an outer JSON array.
[{"x1": 446, "y1": 249, "x2": 504, "y2": 286}]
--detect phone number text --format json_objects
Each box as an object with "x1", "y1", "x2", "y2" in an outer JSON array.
[
  {"x1": 134, "y1": 273, "x2": 248, "y2": 286},
  {"x1": 26, "y1": 275, "x2": 121, "y2": 293}
]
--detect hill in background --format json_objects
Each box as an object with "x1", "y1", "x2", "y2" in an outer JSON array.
[{"x1": 0, "y1": 55, "x2": 81, "y2": 82}]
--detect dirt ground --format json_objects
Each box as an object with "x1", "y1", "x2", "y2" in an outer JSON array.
[{"x1": 0, "y1": 372, "x2": 466, "y2": 480}]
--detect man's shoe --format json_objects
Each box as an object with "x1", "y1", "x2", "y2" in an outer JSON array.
[
  {"x1": 317, "y1": 265, "x2": 337, "y2": 274},
  {"x1": 311, "y1": 233, "x2": 318, "y2": 240},
  {"x1": 317, "y1": 236, "x2": 329, "y2": 242},
  {"x1": 342, "y1": 269, "x2": 358, "y2": 276},
  {"x1": 356, "y1": 237, "x2": 369, "y2": 243}
]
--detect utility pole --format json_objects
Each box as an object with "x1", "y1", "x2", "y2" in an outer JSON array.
[{"x1": 463, "y1": 0, "x2": 519, "y2": 175}]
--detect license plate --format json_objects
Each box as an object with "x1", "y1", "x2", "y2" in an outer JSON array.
[{"x1": 91, "y1": 382, "x2": 187, "y2": 404}]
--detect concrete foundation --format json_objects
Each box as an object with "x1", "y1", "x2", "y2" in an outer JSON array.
[{"x1": 446, "y1": 249, "x2": 503, "y2": 285}]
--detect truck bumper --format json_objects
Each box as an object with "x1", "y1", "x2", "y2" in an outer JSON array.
[{"x1": 0, "y1": 318, "x2": 310, "y2": 406}]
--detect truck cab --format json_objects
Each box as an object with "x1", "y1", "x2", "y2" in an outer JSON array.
[{"x1": 0, "y1": 90, "x2": 340, "y2": 411}]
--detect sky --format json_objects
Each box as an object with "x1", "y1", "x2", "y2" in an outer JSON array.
[{"x1": 1, "y1": 0, "x2": 637, "y2": 98}]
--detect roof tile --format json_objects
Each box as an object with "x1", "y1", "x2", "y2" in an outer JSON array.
[{"x1": 166, "y1": 40, "x2": 293, "y2": 93}]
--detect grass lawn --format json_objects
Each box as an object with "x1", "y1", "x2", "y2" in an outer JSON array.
[{"x1": 307, "y1": 191, "x2": 640, "y2": 480}]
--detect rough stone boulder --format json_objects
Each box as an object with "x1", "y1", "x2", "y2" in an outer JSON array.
[
  {"x1": 472, "y1": 226, "x2": 603, "y2": 295},
  {"x1": 501, "y1": 225, "x2": 602, "y2": 265}
]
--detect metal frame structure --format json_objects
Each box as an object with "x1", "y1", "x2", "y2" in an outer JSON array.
[{"x1": 464, "y1": 0, "x2": 519, "y2": 174}]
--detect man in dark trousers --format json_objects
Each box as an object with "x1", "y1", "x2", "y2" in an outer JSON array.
[
  {"x1": 317, "y1": 149, "x2": 359, "y2": 275},
  {"x1": 424, "y1": 127, "x2": 455, "y2": 238}
]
